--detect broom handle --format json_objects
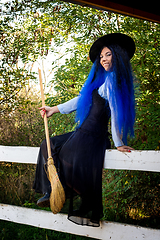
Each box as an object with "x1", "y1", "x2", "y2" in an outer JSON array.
[{"x1": 38, "y1": 68, "x2": 52, "y2": 159}]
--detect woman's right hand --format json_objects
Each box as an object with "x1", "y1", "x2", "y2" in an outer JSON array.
[{"x1": 39, "y1": 106, "x2": 60, "y2": 118}]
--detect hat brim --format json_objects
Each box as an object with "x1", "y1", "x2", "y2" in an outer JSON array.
[{"x1": 89, "y1": 33, "x2": 135, "y2": 63}]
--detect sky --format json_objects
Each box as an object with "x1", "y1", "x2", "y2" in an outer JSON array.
[{"x1": 0, "y1": 0, "x2": 73, "y2": 95}]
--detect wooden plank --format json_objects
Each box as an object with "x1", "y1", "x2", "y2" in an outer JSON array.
[
  {"x1": 104, "y1": 150, "x2": 160, "y2": 172},
  {"x1": 1, "y1": 204, "x2": 160, "y2": 240},
  {"x1": 0, "y1": 145, "x2": 160, "y2": 172},
  {"x1": 67, "y1": 0, "x2": 160, "y2": 23},
  {"x1": 0, "y1": 145, "x2": 39, "y2": 164}
]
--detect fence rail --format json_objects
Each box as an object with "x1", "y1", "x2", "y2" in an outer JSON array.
[
  {"x1": 0, "y1": 145, "x2": 160, "y2": 240},
  {"x1": 1, "y1": 145, "x2": 160, "y2": 171}
]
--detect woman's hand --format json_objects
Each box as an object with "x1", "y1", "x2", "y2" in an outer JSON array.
[
  {"x1": 117, "y1": 145, "x2": 134, "y2": 152},
  {"x1": 39, "y1": 106, "x2": 60, "y2": 118}
]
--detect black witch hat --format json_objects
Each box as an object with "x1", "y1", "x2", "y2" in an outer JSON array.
[{"x1": 89, "y1": 33, "x2": 135, "y2": 63}]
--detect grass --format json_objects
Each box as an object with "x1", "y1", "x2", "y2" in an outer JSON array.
[
  {"x1": 1, "y1": 162, "x2": 160, "y2": 239},
  {"x1": 0, "y1": 220, "x2": 97, "y2": 240}
]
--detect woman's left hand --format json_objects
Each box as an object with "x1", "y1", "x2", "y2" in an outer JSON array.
[{"x1": 117, "y1": 145, "x2": 134, "y2": 152}]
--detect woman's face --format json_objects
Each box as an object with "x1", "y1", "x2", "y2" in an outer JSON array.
[{"x1": 100, "y1": 47, "x2": 112, "y2": 71}]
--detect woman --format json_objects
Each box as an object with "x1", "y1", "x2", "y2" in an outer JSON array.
[{"x1": 33, "y1": 33, "x2": 135, "y2": 227}]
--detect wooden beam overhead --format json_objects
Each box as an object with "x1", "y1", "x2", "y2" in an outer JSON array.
[{"x1": 68, "y1": 0, "x2": 160, "y2": 23}]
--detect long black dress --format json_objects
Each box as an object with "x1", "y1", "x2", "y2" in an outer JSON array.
[{"x1": 33, "y1": 90, "x2": 111, "y2": 227}]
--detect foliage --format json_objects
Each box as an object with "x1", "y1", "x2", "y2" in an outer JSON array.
[
  {"x1": 0, "y1": 0, "x2": 160, "y2": 232},
  {"x1": 0, "y1": 86, "x2": 45, "y2": 147},
  {"x1": 0, "y1": 162, "x2": 36, "y2": 206},
  {"x1": 121, "y1": 19, "x2": 160, "y2": 150},
  {"x1": 1, "y1": 1, "x2": 159, "y2": 149},
  {"x1": 102, "y1": 169, "x2": 160, "y2": 228},
  {"x1": 0, "y1": 220, "x2": 95, "y2": 240}
]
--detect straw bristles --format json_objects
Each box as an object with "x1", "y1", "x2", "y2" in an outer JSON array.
[{"x1": 47, "y1": 157, "x2": 65, "y2": 214}]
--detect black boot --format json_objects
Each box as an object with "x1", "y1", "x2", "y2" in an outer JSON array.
[{"x1": 37, "y1": 192, "x2": 50, "y2": 208}]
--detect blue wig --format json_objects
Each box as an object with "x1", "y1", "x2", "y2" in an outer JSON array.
[
  {"x1": 108, "y1": 45, "x2": 135, "y2": 144},
  {"x1": 76, "y1": 44, "x2": 135, "y2": 144},
  {"x1": 75, "y1": 59, "x2": 107, "y2": 126}
]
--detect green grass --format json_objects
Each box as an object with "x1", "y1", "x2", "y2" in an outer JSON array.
[{"x1": 0, "y1": 220, "x2": 97, "y2": 240}]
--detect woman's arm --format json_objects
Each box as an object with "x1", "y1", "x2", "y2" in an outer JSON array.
[
  {"x1": 39, "y1": 106, "x2": 60, "y2": 118},
  {"x1": 110, "y1": 108, "x2": 134, "y2": 152},
  {"x1": 39, "y1": 96, "x2": 79, "y2": 118},
  {"x1": 117, "y1": 145, "x2": 134, "y2": 152},
  {"x1": 98, "y1": 82, "x2": 134, "y2": 152},
  {"x1": 57, "y1": 96, "x2": 79, "y2": 114}
]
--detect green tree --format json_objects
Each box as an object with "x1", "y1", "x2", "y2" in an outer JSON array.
[
  {"x1": 0, "y1": 86, "x2": 45, "y2": 146},
  {"x1": 0, "y1": 0, "x2": 160, "y2": 229},
  {"x1": 120, "y1": 18, "x2": 160, "y2": 150}
]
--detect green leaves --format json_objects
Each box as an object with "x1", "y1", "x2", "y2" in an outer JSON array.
[
  {"x1": 1, "y1": 0, "x2": 159, "y2": 148},
  {"x1": 0, "y1": 0, "x2": 160, "y2": 229}
]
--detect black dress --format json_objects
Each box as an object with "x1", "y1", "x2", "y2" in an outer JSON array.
[{"x1": 33, "y1": 90, "x2": 111, "y2": 227}]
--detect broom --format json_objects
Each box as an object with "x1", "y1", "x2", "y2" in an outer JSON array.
[{"x1": 38, "y1": 68, "x2": 65, "y2": 214}]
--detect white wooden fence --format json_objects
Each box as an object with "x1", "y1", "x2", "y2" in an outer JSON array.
[{"x1": 0, "y1": 145, "x2": 160, "y2": 240}]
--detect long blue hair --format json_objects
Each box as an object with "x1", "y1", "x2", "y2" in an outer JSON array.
[
  {"x1": 75, "y1": 59, "x2": 107, "y2": 126},
  {"x1": 76, "y1": 44, "x2": 135, "y2": 144}
]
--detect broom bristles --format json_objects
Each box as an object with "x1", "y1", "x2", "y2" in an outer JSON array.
[{"x1": 47, "y1": 157, "x2": 65, "y2": 214}]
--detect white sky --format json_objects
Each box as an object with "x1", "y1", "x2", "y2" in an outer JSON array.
[{"x1": 0, "y1": 0, "x2": 73, "y2": 95}]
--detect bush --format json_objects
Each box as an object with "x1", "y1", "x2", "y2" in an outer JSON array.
[{"x1": 102, "y1": 169, "x2": 160, "y2": 229}]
